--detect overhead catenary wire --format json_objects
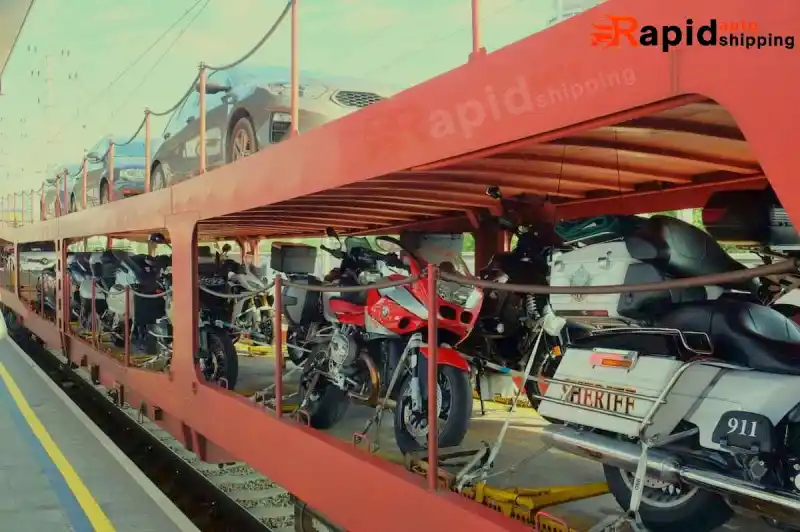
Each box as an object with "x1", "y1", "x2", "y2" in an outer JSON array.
[
  {"x1": 205, "y1": 0, "x2": 292, "y2": 72},
  {"x1": 51, "y1": 0, "x2": 208, "y2": 143}
]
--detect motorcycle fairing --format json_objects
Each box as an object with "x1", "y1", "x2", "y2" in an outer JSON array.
[
  {"x1": 419, "y1": 345, "x2": 470, "y2": 372},
  {"x1": 327, "y1": 297, "x2": 365, "y2": 326}
]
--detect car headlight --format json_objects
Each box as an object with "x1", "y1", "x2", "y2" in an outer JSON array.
[
  {"x1": 265, "y1": 83, "x2": 327, "y2": 99},
  {"x1": 118, "y1": 169, "x2": 145, "y2": 179}
]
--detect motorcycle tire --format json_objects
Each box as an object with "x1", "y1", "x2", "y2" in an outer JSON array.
[
  {"x1": 394, "y1": 365, "x2": 472, "y2": 455},
  {"x1": 202, "y1": 328, "x2": 239, "y2": 389},
  {"x1": 298, "y1": 346, "x2": 350, "y2": 429},
  {"x1": 603, "y1": 465, "x2": 733, "y2": 532}
]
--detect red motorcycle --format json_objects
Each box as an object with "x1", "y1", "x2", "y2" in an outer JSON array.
[{"x1": 280, "y1": 233, "x2": 483, "y2": 454}]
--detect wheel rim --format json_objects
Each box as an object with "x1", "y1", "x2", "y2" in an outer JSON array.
[
  {"x1": 620, "y1": 469, "x2": 698, "y2": 508},
  {"x1": 232, "y1": 128, "x2": 253, "y2": 160},
  {"x1": 400, "y1": 369, "x2": 452, "y2": 444},
  {"x1": 200, "y1": 334, "x2": 227, "y2": 382}
]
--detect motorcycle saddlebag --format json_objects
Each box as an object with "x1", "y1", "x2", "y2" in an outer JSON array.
[
  {"x1": 270, "y1": 242, "x2": 318, "y2": 275},
  {"x1": 282, "y1": 275, "x2": 323, "y2": 326}
]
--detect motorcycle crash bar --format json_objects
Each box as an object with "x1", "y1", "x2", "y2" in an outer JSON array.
[{"x1": 540, "y1": 424, "x2": 800, "y2": 514}]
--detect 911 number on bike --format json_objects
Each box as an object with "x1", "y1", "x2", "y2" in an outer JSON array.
[{"x1": 711, "y1": 410, "x2": 774, "y2": 453}]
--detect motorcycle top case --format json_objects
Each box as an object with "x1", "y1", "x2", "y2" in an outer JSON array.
[
  {"x1": 282, "y1": 275, "x2": 323, "y2": 326},
  {"x1": 549, "y1": 242, "x2": 640, "y2": 320},
  {"x1": 702, "y1": 188, "x2": 800, "y2": 251},
  {"x1": 270, "y1": 242, "x2": 318, "y2": 275}
]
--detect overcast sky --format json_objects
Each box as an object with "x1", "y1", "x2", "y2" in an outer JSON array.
[{"x1": 0, "y1": 0, "x2": 584, "y2": 193}]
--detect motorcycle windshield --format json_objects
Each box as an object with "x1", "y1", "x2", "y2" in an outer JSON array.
[
  {"x1": 415, "y1": 245, "x2": 480, "y2": 308},
  {"x1": 344, "y1": 236, "x2": 372, "y2": 253}
]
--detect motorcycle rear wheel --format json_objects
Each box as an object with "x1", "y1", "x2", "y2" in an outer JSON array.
[
  {"x1": 604, "y1": 465, "x2": 733, "y2": 532},
  {"x1": 394, "y1": 365, "x2": 472, "y2": 455}
]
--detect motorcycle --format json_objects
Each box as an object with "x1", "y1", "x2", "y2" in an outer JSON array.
[
  {"x1": 221, "y1": 249, "x2": 275, "y2": 346},
  {"x1": 38, "y1": 252, "x2": 92, "y2": 320},
  {"x1": 276, "y1": 232, "x2": 483, "y2": 454},
  {"x1": 535, "y1": 187, "x2": 800, "y2": 532},
  {"x1": 462, "y1": 186, "x2": 590, "y2": 410},
  {"x1": 148, "y1": 233, "x2": 240, "y2": 388},
  {"x1": 81, "y1": 249, "x2": 166, "y2": 352}
]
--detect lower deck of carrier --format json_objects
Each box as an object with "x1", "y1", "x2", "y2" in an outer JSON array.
[
  {"x1": 0, "y1": 318, "x2": 196, "y2": 532},
  {"x1": 235, "y1": 353, "x2": 779, "y2": 531}
]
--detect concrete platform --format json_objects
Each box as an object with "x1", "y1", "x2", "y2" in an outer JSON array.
[
  {"x1": 0, "y1": 319, "x2": 197, "y2": 532},
  {"x1": 237, "y1": 356, "x2": 774, "y2": 531}
]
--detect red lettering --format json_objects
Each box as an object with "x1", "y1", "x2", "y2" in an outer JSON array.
[{"x1": 592, "y1": 16, "x2": 640, "y2": 48}]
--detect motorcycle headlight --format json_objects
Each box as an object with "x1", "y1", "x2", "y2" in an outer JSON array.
[
  {"x1": 437, "y1": 281, "x2": 477, "y2": 308},
  {"x1": 265, "y1": 83, "x2": 327, "y2": 99},
  {"x1": 118, "y1": 168, "x2": 145, "y2": 179}
]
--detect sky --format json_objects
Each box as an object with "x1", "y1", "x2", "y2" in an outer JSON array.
[{"x1": 0, "y1": 0, "x2": 596, "y2": 194}]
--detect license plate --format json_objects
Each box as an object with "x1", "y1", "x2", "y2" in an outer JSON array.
[{"x1": 710, "y1": 411, "x2": 774, "y2": 453}]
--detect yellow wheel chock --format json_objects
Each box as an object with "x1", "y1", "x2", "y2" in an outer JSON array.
[{"x1": 406, "y1": 452, "x2": 609, "y2": 530}]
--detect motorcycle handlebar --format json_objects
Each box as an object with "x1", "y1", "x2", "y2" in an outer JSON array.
[{"x1": 320, "y1": 245, "x2": 345, "y2": 259}]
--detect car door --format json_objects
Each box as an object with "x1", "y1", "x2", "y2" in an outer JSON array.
[
  {"x1": 155, "y1": 92, "x2": 198, "y2": 183},
  {"x1": 84, "y1": 138, "x2": 109, "y2": 207},
  {"x1": 170, "y1": 90, "x2": 202, "y2": 181},
  {"x1": 204, "y1": 70, "x2": 233, "y2": 169}
]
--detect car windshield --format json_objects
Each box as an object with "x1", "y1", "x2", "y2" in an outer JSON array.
[{"x1": 113, "y1": 140, "x2": 146, "y2": 158}]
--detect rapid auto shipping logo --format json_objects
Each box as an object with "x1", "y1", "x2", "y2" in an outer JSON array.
[{"x1": 592, "y1": 16, "x2": 795, "y2": 52}]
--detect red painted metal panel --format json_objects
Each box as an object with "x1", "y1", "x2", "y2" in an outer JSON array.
[{"x1": 0, "y1": 1, "x2": 798, "y2": 529}]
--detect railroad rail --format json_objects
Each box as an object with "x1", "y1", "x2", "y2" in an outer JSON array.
[{"x1": 0, "y1": 0, "x2": 798, "y2": 530}]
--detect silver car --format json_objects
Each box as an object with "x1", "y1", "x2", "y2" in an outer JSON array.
[{"x1": 150, "y1": 65, "x2": 394, "y2": 189}]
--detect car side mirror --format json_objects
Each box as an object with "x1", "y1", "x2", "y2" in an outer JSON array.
[
  {"x1": 195, "y1": 81, "x2": 231, "y2": 95},
  {"x1": 86, "y1": 151, "x2": 99, "y2": 160}
]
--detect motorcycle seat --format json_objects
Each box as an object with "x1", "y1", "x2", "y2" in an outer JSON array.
[
  {"x1": 629, "y1": 216, "x2": 757, "y2": 293},
  {"x1": 658, "y1": 300, "x2": 800, "y2": 375},
  {"x1": 328, "y1": 297, "x2": 364, "y2": 315}
]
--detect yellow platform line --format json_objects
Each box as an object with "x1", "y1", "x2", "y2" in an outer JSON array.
[{"x1": 0, "y1": 362, "x2": 116, "y2": 532}]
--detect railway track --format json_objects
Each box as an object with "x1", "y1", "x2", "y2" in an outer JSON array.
[{"x1": 5, "y1": 317, "x2": 339, "y2": 532}]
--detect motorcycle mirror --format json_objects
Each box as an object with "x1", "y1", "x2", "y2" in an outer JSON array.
[
  {"x1": 325, "y1": 226, "x2": 340, "y2": 239},
  {"x1": 148, "y1": 232, "x2": 166, "y2": 244},
  {"x1": 486, "y1": 186, "x2": 502, "y2": 200},
  {"x1": 498, "y1": 216, "x2": 517, "y2": 231},
  {"x1": 221, "y1": 243, "x2": 232, "y2": 254}
]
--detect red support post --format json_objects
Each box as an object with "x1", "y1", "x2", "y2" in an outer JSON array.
[
  {"x1": 198, "y1": 65, "x2": 207, "y2": 174},
  {"x1": 82, "y1": 157, "x2": 88, "y2": 210},
  {"x1": 108, "y1": 142, "x2": 116, "y2": 202},
  {"x1": 144, "y1": 110, "x2": 152, "y2": 192},
  {"x1": 124, "y1": 286, "x2": 131, "y2": 366},
  {"x1": 289, "y1": 0, "x2": 299, "y2": 137},
  {"x1": 91, "y1": 279, "x2": 98, "y2": 348},
  {"x1": 273, "y1": 275, "x2": 283, "y2": 417},
  {"x1": 469, "y1": 0, "x2": 486, "y2": 60},
  {"x1": 426, "y1": 263, "x2": 439, "y2": 491}
]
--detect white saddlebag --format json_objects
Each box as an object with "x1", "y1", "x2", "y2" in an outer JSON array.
[
  {"x1": 537, "y1": 347, "x2": 723, "y2": 439},
  {"x1": 549, "y1": 242, "x2": 638, "y2": 320}
]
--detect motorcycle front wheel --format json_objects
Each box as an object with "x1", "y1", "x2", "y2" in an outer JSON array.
[
  {"x1": 394, "y1": 365, "x2": 472, "y2": 455},
  {"x1": 297, "y1": 344, "x2": 349, "y2": 429},
  {"x1": 200, "y1": 328, "x2": 239, "y2": 389}
]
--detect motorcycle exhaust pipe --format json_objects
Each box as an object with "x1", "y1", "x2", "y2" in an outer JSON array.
[{"x1": 541, "y1": 424, "x2": 800, "y2": 514}]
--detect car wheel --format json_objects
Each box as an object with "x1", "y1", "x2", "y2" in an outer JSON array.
[
  {"x1": 228, "y1": 116, "x2": 258, "y2": 162},
  {"x1": 151, "y1": 164, "x2": 168, "y2": 190}
]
